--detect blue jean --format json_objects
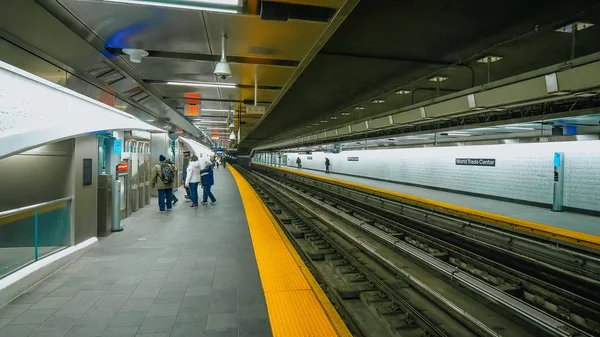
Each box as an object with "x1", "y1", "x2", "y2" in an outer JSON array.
[
  {"x1": 189, "y1": 182, "x2": 199, "y2": 205},
  {"x1": 158, "y1": 188, "x2": 173, "y2": 211},
  {"x1": 202, "y1": 184, "x2": 216, "y2": 203}
]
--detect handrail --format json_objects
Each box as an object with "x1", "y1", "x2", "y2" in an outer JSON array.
[{"x1": 0, "y1": 197, "x2": 73, "y2": 219}]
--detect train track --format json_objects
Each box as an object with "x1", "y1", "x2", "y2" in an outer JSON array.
[{"x1": 240, "y1": 165, "x2": 600, "y2": 337}]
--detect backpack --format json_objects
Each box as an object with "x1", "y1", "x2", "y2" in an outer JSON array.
[{"x1": 160, "y1": 162, "x2": 175, "y2": 184}]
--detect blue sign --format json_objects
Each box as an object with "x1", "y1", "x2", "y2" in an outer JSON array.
[
  {"x1": 114, "y1": 139, "x2": 122, "y2": 155},
  {"x1": 554, "y1": 152, "x2": 561, "y2": 167}
]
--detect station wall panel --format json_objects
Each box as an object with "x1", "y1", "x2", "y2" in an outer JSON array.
[{"x1": 275, "y1": 141, "x2": 600, "y2": 212}]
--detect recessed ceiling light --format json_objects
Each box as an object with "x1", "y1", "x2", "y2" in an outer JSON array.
[
  {"x1": 372, "y1": 99, "x2": 385, "y2": 104},
  {"x1": 166, "y1": 81, "x2": 236, "y2": 89},
  {"x1": 320, "y1": 120, "x2": 328, "y2": 123},
  {"x1": 477, "y1": 55, "x2": 503, "y2": 63},
  {"x1": 429, "y1": 76, "x2": 448, "y2": 82},
  {"x1": 340, "y1": 112, "x2": 351, "y2": 116},
  {"x1": 200, "y1": 109, "x2": 235, "y2": 112},
  {"x1": 556, "y1": 22, "x2": 594, "y2": 33},
  {"x1": 330, "y1": 116, "x2": 338, "y2": 120},
  {"x1": 146, "y1": 119, "x2": 155, "y2": 122},
  {"x1": 354, "y1": 106, "x2": 365, "y2": 110},
  {"x1": 395, "y1": 90, "x2": 411, "y2": 95}
]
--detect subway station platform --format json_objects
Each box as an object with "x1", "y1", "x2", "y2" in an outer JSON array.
[
  {"x1": 255, "y1": 163, "x2": 600, "y2": 250},
  {"x1": 0, "y1": 168, "x2": 349, "y2": 337}
]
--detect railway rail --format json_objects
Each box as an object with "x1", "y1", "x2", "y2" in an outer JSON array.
[{"x1": 241, "y1": 165, "x2": 600, "y2": 337}]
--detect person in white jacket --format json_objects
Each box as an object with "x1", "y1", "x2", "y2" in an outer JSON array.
[{"x1": 184, "y1": 155, "x2": 202, "y2": 208}]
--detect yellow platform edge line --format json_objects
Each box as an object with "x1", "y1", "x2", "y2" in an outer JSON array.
[
  {"x1": 254, "y1": 163, "x2": 600, "y2": 251},
  {"x1": 230, "y1": 166, "x2": 353, "y2": 337}
]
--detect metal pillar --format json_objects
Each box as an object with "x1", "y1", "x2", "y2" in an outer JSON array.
[
  {"x1": 112, "y1": 178, "x2": 123, "y2": 231},
  {"x1": 552, "y1": 152, "x2": 565, "y2": 212}
]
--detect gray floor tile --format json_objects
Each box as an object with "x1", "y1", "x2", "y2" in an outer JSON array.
[
  {"x1": 134, "y1": 333, "x2": 168, "y2": 337},
  {"x1": 144, "y1": 271, "x2": 169, "y2": 279},
  {"x1": 170, "y1": 322, "x2": 206, "y2": 337},
  {"x1": 10, "y1": 309, "x2": 57, "y2": 324},
  {"x1": 79, "y1": 306, "x2": 120, "y2": 323},
  {"x1": 146, "y1": 303, "x2": 180, "y2": 317},
  {"x1": 108, "y1": 312, "x2": 146, "y2": 328},
  {"x1": 65, "y1": 321, "x2": 108, "y2": 337},
  {"x1": 205, "y1": 313, "x2": 237, "y2": 330},
  {"x1": 204, "y1": 328, "x2": 237, "y2": 337},
  {"x1": 0, "y1": 323, "x2": 40, "y2": 337},
  {"x1": 160, "y1": 281, "x2": 189, "y2": 292},
  {"x1": 238, "y1": 318, "x2": 272, "y2": 337},
  {"x1": 130, "y1": 289, "x2": 159, "y2": 300},
  {"x1": 179, "y1": 296, "x2": 210, "y2": 314},
  {"x1": 0, "y1": 304, "x2": 32, "y2": 318},
  {"x1": 106, "y1": 283, "x2": 137, "y2": 295},
  {"x1": 100, "y1": 326, "x2": 139, "y2": 337},
  {"x1": 137, "y1": 316, "x2": 175, "y2": 334},
  {"x1": 30, "y1": 296, "x2": 71, "y2": 310},
  {"x1": 36, "y1": 314, "x2": 82, "y2": 331},
  {"x1": 0, "y1": 318, "x2": 11, "y2": 330},
  {"x1": 153, "y1": 291, "x2": 185, "y2": 304},
  {"x1": 95, "y1": 294, "x2": 130, "y2": 307},
  {"x1": 238, "y1": 303, "x2": 269, "y2": 320},
  {"x1": 120, "y1": 299, "x2": 154, "y2": 312},
  {"x1": 30, "y1": 330, "x2": 68, "y2": 337},
  {"x1": 174, "y1": 312, "x2": 207, "y2": 324},
  {"x1": 184, "y1": 286, "x2": 212, "y2": 297},
  {"x1": 10, "y1": 292, "x2": 48, "y2": 305}
]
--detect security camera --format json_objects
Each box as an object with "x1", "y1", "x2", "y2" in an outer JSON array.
[{"x1": 214, "y1": 61, "x2": 232, "y2": 80}]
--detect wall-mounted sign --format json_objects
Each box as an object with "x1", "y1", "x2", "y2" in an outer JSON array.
[
  {"x1": 455, "y1": 158, "x2": 496, "y2": 166},
  {"x1": 83, "y1": 158, "x2": 93, "y2": 186},
  {"x1": 131, "y1": 130, "x2": 151, "y2": 140},
  {"x1": 117, "y1": 162, "x2": 129, "y2": 172},
  {"x1": 185, "y1": 104, "x2": 200, "y2": 116},
  {"x1": 347, "y1": 157, "x2": 359, "y2": 161},
  {"x1": 113, "y1": 139, "x2": 122, "y2": 155}
]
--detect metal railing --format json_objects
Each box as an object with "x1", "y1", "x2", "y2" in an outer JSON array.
[{"x1": 0, "y1": 197, "x2": 72, "y2": 279}]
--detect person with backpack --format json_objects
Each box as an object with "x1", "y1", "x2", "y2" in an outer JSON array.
[
  {"x1": 165, "y1": 159, "x2": 179, "y2": 205},
  {"x1": 200, "y1": 161, "x2": 217, "y2": 205},
  {"x1": 296, "y1": 157, "x2": 302, "y2": 169},
  {"x1": 182, "y1": 151, "x2": 191, "y2": 200},
  {"x1": 184, "y1": 155, "x2": 201, "y2": 208},
  {"x1": 151, "y1": 154, "x2": 176, "y2": 212}
]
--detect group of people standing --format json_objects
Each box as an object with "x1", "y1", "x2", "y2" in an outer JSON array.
[{"x1": 150, "y1": 151, "x2": 217, "y2": 212}]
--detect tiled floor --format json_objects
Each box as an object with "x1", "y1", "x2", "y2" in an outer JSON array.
[{"x1": 0, "y1": 169, "x2": 272, "y2": 337}]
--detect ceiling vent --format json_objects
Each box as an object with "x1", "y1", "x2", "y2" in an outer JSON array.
[{"x1": 260, "y1": 1, "x2": 336, "y2": 23}]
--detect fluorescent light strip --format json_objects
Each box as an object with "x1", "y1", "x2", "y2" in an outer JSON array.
[
  {"x1": 166, "y1": 81, "x2": 236, "y2": 88},
  {"x1": 197, "y1": 121, "x2": 229, "y2": 124},
  {"x1": 200, "y1": 109, "x2": 235, "y2": 112},
  {"x1": 99, "y1": 0, "x2": 240, "y2": 13}
]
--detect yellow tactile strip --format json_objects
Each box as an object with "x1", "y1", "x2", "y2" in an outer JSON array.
[
  {"x1": 254, "y1": 163, "x2": 600, "y2": 251},
  {"x1": 230, "y1": 167, "x2": 352, "y2": 337}
]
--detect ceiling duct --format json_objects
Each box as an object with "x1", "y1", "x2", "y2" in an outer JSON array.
[{"x1": 260, "y1": 1, "x2": 336, "y2": 23}]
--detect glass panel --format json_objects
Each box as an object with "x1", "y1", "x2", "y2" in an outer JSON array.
[
  {"x1": 37, "y1": 201, "x2": 71, "y2": 259},
  {"x1": 0, "y1": 210, "x2": 35, "y2": 279}
]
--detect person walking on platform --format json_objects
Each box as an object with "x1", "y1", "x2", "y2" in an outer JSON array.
[
  {"x1": 296, "y1": 157, "x2": 302, "y2": 169},
  {"x1": 182, "y1": 151, "x2": 191, "y2": 200},
  {"x1": 165, "y1": 159, "x2": 179, "y2": 205},
  {"x1": 184, "y1": 155, "x2": 201, "y2": 208},
  {"x1": 325, "y1": 157, "x2": 331, "y2": 173},
  {"x1": 222, "y1": 156, "x2": 227, "y2": 168},
  {"x1": 216, "y1": 157, "x2": 220, "y2": 169},
  {"x1": 151, "y1": 155, "x2": 176, "y2": 212},
  {"x1": 200, "y1": 161, "x2": 217, "y2": 205}
]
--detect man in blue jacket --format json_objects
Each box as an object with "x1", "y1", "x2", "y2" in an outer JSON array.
[{"x1": 200, "y1": 161, "x2": 217, "y2": 205}]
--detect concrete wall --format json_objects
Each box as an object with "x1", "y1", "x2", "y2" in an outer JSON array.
[
  {"x1": 70, "y1": 135, "x2": 98, "y2": 244},
  {"x1": 0, "y1": 139, "x2": 74, "y2": 212},
  {"x1": 269, "y1": 140, "x2": 600, "y2": 213}
]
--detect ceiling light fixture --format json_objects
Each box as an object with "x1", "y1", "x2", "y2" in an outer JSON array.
[
  {"x1": 166, "y1": 81, "x2": 236, "y2": 89},
  {"x1": 196, "y1": 120, "x2": 229, "y2": 124},
  {"x1": 429, "y1": 76, "x2": 448, "y2": 82},
  {"x1": 320, "y1": 120, "x2": 328, "y2": 123},
  {"x1": 122, "y1": 48, "x2": 148, "y2": 63},
  {"x1": 200, "y1": 108, "x2": 235, "y2": 112},
  {"x1": 477, "y1": 55, "x2": 503, "y2": 63},
  {"x1": 372, "y1": 99, "x2": 385, "y2": 104},
  {"x1": 556, "y1": 22, "x2": 594, "y2": 33},
  {"x1": 354, "y1": 106, "x2": 365, "y2": 110},
  {"x1": 330, "y1": 116, "x2": 338, "y2": 120},
  {"x1": 395, "y1": 90, "x2": 411, "y2": 95},
  {"x1": 146, "y1": 119, "x2": 155, "y2": 122},
  {"x1": 98, "y1": 0, "x2": 241, "y2": 14},
  {"x1": 340, "y1": 112, "x2": 350, "y2": 116},
  {"x1": 229, "y1": 131, "x2": 237, "y2": 140}
]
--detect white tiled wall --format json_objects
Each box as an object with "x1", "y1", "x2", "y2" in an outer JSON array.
[{"x1": 256, "y1": 141, "x2": 600, "y2": 212}]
